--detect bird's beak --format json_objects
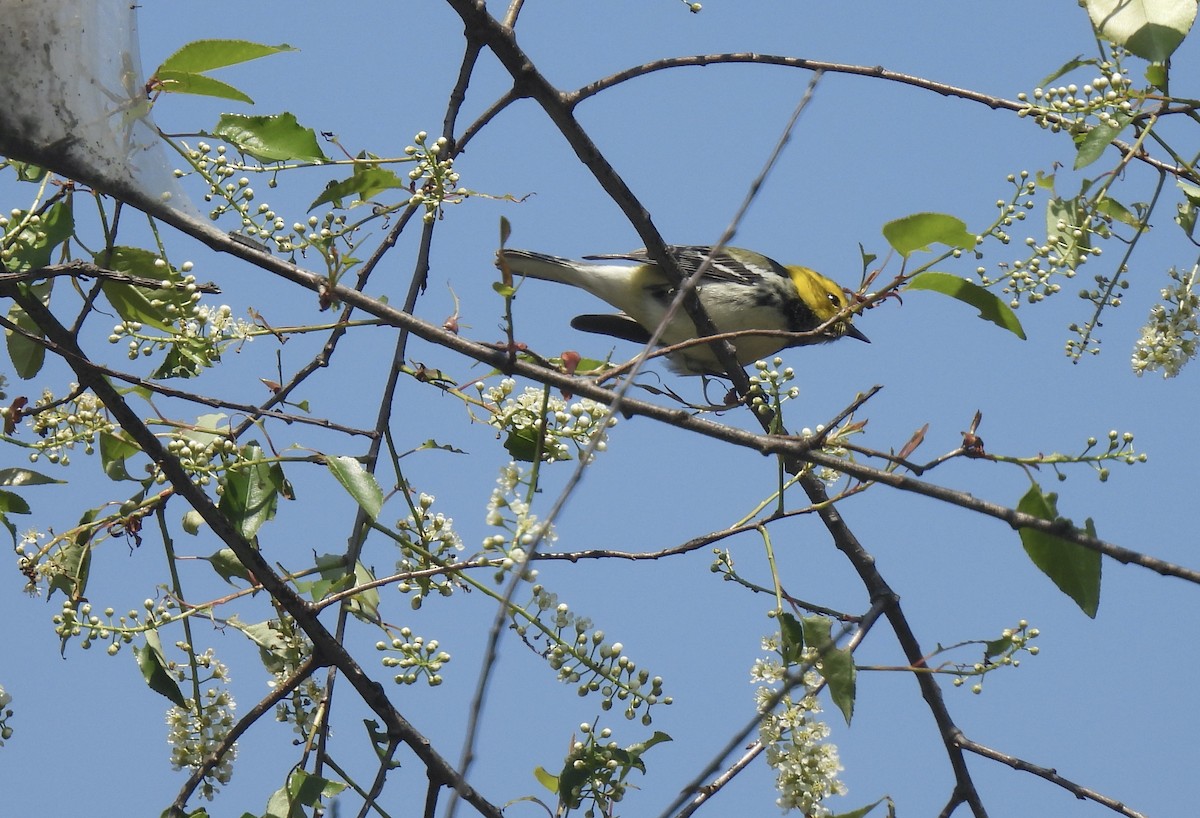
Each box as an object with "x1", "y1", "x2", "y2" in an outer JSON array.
[{"x1": 844, "y1": 324, "x2": 870, "y2": 343}]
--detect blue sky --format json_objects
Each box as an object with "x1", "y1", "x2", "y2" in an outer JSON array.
[{"x1": 2, "y1": 2, "x2": 1197, "y2": 817}]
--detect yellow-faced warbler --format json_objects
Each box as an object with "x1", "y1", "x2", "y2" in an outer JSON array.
[{"x1": 497, "y1": 245, "x2": 868, "y2": 375}]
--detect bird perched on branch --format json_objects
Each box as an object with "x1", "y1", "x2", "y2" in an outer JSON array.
[{"x1": 496, "y1": 245, "x2": 869, "y2": 375}]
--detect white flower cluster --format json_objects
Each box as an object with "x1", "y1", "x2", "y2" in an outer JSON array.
[
  {"x1": 483, "y1": 463, "x2": 552, "y2": 572},
  {"x1": 165, "y1": 654, "x2": 237, "y2": 800},
  {"x1": 1132, "y1": 265, "x2": 1199, "y2": 378},
  {"x1": 753, "y1": 636, "x2": 846, "y2": 816},
  {"x1": 481, "y1": 379, "x2": 616, "y2": 463},
  {"x1": 397, "y1": 491, "x2": 463, "y2": 559}
]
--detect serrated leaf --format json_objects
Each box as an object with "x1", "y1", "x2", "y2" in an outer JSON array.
[
  {"x1": 158, "y1": 39, "x2": 297, "y2": 74},
  {"x1": 98, "y1": 246, "x2": 190, "y2": 333},
  {"x1": 5, "y1": 201, "x2": 73, "y2": 272},
  {"x1": 882, "y1": 212, "x2": 976, "y2": 257},
  {"x1": 135, "y1": 631, "x2": 187, "y2": 707},
  {"x1": 6, "y1": 281, "x2": 52, "y2": 379},
  {"x1": 49, "y1": 510, "x2": 96, "y2": 602},
  {"x1": 206, "y1": 547, "x2": 252, "y2": 584},
  {"x1": 1016, "y1": 483, "x2": 1102, "y2": 617},
  {"x1": 309, "y1": 166, "x2": 405, "y2": 211},
  {"x1": 1074, "y1": 113, "x2": 1132, "y2": 170},
  {"x1": 779, "y1": 612, "x2": 806, "y2": 665},
  {"x1": 326, "y1": 456, "x2": 383, "y2": 520},
  {"x1": 0, "y1": 489, "x2": 31, "y2": 516},
  {"x1": 906, "y1": 273, "x2": 1027, "y2": 339},
  {"x1": 1085, "y1": 0, "x2": 1197, "y2": 62},
  {"x1": 218, "y1": 443, "x2": 286, "y2": 541},
  {"x1": 801, "y1": 615, "x2": 856, "y2": 725},
  {"x1": 213, "y1": 113, "x2": 327, "y2": 163},
  {"x1": 154, "y1": 70, "x2": 253, "y2": 104},
  {"x1": 0, "y1": 467, "x2": 65, "y2": 487},
  {"x1": 1046, "y1": 196, "x2": 1092, "y2": 266},
  {"x1": 229, "y1": 617, "x2": 288, "y2": 653},
  {"x1": 504, "y1": 425, "x2": 546, "y2": 462},
  {"x1": 415, "y1": 439, "x2": 468, "y2": 455}
]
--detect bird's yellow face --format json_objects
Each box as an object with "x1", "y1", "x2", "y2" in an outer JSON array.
[{"x1": 786, "y1": 266, "x2": 865, "y2": 341}]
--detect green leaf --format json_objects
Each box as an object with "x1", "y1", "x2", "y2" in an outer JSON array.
[
  {"x1": 779, "y1": 612, "x2": 806, "y2": 665},
  {"x1": 135, "y1": 630, "x2": 187, "y2": 707},
  {"x1": 181, "y1": 510, "x2": 204, "y2": 535},
  {"x1": 533, "y1": 765, "x2": 560, "y2": 794},
  {"x1": 5, "y1": 201, "x2": 73, "y2": 272},
  {"x1": 229, "y1": 617, "x2": 288, "y2": 654},
  {"x1": 1095, "y1": 194, "x2": 1143, "y2": 228},
  {"x1": 205, "y1": 547, "x2": 252, "y2": 585},
  {"x1": 99, "y1": 431, "x2": 139, "y2": 481},
  {"x1": 0, "y1": 489, "x2": 31, "y2": 516},
  {"x1": 157, "y1": 39, "x2": 297, "y2": 74},
  {"x1": 504, "y1": 425, "x2": 545, "y2": 462},
  {"x1": 0, "y1": 467, "x2": 65, "y2": 487},
  {"x1": 1016, "y1": 484, "x2": 1102, "y2": 617},
  {"x1": 1046, "y1": 196, "x2": 1092, "y2": 266},
  {"x1": 218, "y1": 442, "x2": 286, "y2": 541},
  {"x1": 1073, "y1": 112, "x2": 1132, "y2": 170},
  {"x1": 309, "y1": 164, "x2": 405, "y2": 211},
  {"x1": 326, "y1": 456, "x2": 384, "y2": 520},
  {"x1": 5, "y1": 281, "x2": 52, "y2": 379},
  {"x1": 1176, "y1": 180, "x2": 1200, "y2": 239},
  {"x1": 213, "y1": 113, "x2": 327, "y2": 163},
  {"x1": 49, "y1": 508, "x2": 97, "y2": 601},
  {"x1": 414, "y1": 439, "x2": 468, "y2": 455},
  {"x1": 801, "y1": 615, "x2": 856, "y2": 725},
  {"x1": 1038, "y1": 54, "x2": 1093, "y2": 88},
  {"x1": 154, "y1": 70, "x2": 253, "y2": 104},
  {"x1": 906, "y1": 272, "x2": 1027, "y2": 339},
  {"x1": 99, "y1": 246, "x2": 191, "y2": 333},
  {"x1": 1085, "y1": 0, "x2": 1197, "y2": 62},
  {"x1": 882, "y1": 212, "x2": 976, "y2": 257},
  {"x1": 316, "y1": 553, "x2": 380, "y2": 623},
  {"x1": 0, "y1": 488, "x2": 30, "y2": 545},
  {"x1": 830, "y1": 797, "x2": 891, "y2": 818}
]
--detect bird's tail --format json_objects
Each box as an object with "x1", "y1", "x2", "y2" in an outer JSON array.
[{"x1": 496, "y1": 249, "x2": 582, "y2": 285}]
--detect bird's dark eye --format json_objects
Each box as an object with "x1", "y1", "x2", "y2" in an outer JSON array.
[{"x1": 827, "y1": 292, "x2": 840, "y2": 307}]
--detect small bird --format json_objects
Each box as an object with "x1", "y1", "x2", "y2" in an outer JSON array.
[{"x1": 497, "y1": 245, "x2": 868, "y2": 375}]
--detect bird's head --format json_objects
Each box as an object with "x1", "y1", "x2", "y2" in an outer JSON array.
[{"x1": 787, "y1": 266, "x2": 870, "y2": 343}]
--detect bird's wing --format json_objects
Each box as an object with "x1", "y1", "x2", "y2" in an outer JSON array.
[
  {"x1": 582, "y1": 246, "x2": 786, "y2": 286},
  {"x1": 569, "y1": 313, "x2": 654, "y2": 344}
]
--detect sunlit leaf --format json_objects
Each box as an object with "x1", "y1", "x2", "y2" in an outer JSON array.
[
  {"x1": 157, "y1": 39, "x2": 297, "y2": 74},
  {"x1": 882, "y1": 212, "x2": 975, "y2": 257},
  {"x1": 906, "y1": 272, "x2": 1026, "y2": 339},
  {"x1": 218, "y1": 442, "x2": 286, "y2": 541},
  {"x1": 801, "y1": 615, "x2": 856, "y2": 725},
  {"x1": 135, "y1": 630, "x2": 187, "y2": 707},
  {"x1": 154, "y1": 70, "x2": 253, "y2": 104},
  {"x1": 326, "y1": 455, "x2": 384, "y2": 520},
  {"x1": 1085, "y1": 0, "x2": 1197, "y2": 62},
  {"x1": 1017, "y1": 483, "x2": 1102, "y2": 617},
  {"x1": 1073, "y1": 112, "x2": 1132, "y2": 170},
  {"x1": 213, "y1": 113, "x2": 327, "y2": 163}
]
